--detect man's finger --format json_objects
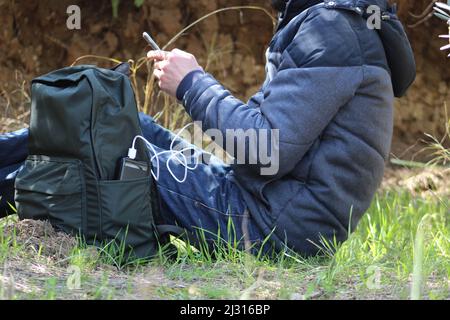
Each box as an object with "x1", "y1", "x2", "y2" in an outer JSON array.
[
  {"x1": 153, "y1": 69, "x2": 163, "y2": 80},
  {"x1": 147, "y1": 50, "x2": 168, "y2": 61},
  {"x1": 154, "y1": 60, "x2": 169, "y2": 70},
  {"x1": 171, "y1": 48, "x2": 184, "y2": 54},
  {"x1": 171, "y1": 48, "x2": 190, "y2": 58}
]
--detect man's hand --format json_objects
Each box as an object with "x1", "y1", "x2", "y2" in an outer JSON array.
[{"x1": 147, "y1": 49, "x2": 203, "y2": 97}]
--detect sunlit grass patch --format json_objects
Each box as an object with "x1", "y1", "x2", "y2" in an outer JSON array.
[{"x1": 0, "y1": 188, "x2": 448, "y2": 299}]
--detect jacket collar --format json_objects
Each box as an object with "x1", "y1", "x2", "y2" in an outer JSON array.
[
  {"x1": 277, "y1": 0, "x2": 323, "y2": 30},
  {"x1": 276, "y1": 0, "x2": 391, "y2": 31}
]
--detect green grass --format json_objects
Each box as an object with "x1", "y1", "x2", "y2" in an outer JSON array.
[
  {"x1": 156, "y1": 191, "x2": 449, "y2": 300},
  {"x1": 0, "y1": 189, "x2": 448, "y2": 300}
]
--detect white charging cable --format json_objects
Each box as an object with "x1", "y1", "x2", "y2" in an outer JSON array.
[{"x1": 128, "y1": 123, "x2": 200, "y2": 183}]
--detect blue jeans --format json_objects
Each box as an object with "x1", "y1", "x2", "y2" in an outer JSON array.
[{"x1": 0, "y1": 114, "x2": 268, "y2": 254}]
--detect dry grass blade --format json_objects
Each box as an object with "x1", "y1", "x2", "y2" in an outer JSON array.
[
  {"x1": 409, "y1": 0, "x2": 436, "y2": 19},
  {"x1": 162, "y1": 6, "x2": 276, "y2": 51},
  {"x1": 420, "y1": 105, "x2": 450, "y2": 168},
  {"x1": 70, "y1": 55, "x2": 123, "y2": 67}
]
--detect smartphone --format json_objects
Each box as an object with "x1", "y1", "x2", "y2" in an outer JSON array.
[
  {"x1": 117, "y1": 157, "x2": 150, "y2": 180},
  {"x1": 143, "y1": 32, "x2": 161, "y2": 51}
]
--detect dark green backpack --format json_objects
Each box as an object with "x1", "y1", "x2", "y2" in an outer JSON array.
[{"x1": 14, "y1": 63, "x2": 164, "y2": 260}]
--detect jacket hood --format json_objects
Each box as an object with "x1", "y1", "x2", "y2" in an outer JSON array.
[
  {"x1": 278, "y1": 0, "x2": 391, "y2": 30},
  {"x1": 278, "y1": 0, "x2": 322, "y2": 29},
  {"x1": 277, "y1": 0, "x2": 416, "y2": 97}
]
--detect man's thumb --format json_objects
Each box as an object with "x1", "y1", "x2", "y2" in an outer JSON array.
[{"x1": 147, "y1": 50, "x2": 168, "y2": 61}]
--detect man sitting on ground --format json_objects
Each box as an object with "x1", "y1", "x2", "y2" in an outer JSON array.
[{"x1": 0, "y1": 0, "x2": 415, "y2": 256}]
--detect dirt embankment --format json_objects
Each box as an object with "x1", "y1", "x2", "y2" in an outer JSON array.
[
  {"x1": 0, "y1": 0, "x2": 449, "y2": 156},
  {"x1": 0, "y1": 0, "x2": 271, "y2": 114},
  {"x1": 395, "y1": 0, "x2": 450, "y2": 150}
]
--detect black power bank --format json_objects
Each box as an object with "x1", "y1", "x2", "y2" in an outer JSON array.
[{"x1": 117, "y1": 157, "x2": 150, "y2": 180}]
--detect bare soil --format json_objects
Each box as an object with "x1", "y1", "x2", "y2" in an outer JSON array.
[{"x1": 382, "y1": 165, "x2": 450, "y2": 197}]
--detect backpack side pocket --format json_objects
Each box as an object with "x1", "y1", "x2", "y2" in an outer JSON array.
[
  {"x1": 14, "y1": 155, "x2": 86, "y2": 235},
  {"x1": 98, "y1": 176, "x2": 157, "y2": 259}
]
